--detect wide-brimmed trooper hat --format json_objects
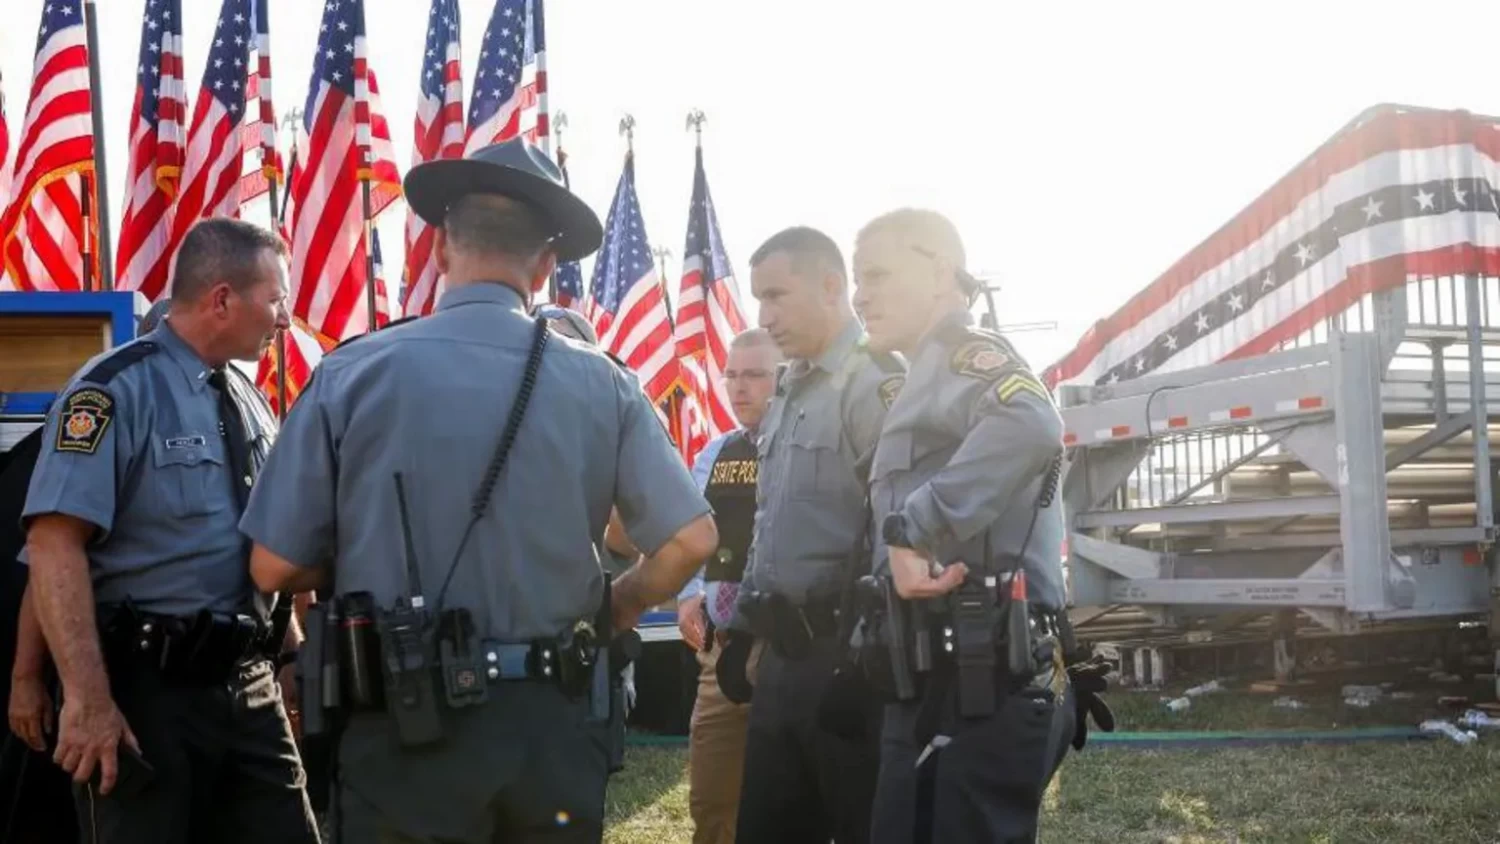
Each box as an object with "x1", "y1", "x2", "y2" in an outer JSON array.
[{"x1": 403, "y1": 137, "x2": 603, "y2": 262}]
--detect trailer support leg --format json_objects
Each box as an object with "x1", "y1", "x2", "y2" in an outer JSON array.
[{"x1": 1272, "y1": 611, "x2": 1298, "y2": 683}]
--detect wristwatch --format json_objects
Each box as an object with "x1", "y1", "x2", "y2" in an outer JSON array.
[{"x1": 882, "y1": 513, "x2": 916, "y2": 550}]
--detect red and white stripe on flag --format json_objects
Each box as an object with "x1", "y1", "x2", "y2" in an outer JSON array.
[
  {"x1": 115, "y1": 0, "x2": 186, "y2": 302},
  {"x1": 164, "y1": 0, "x2": 269, "y2": 304},
  {"x1": 238, "y1": 0, "x2": 284, "y2": 206},
  {"x1": 589, "y1": 154, "x2": 683, "y2": 410},
  {"x1": 0, "y1": 71, "x2": 13, "y2": 215},
  {"x1": 255, "y1": 316, "x2": 337, "y2": 416},
  {"x1": 288, "y1": 0, "x2": 401, "y2": 343},
  {"x1": 675, "y1": 146, "x2": 749, "y2": 439},
  {"x1": 1044, "y1": 106, "x2": 1500, "y2": 390},
  {"x1": 402, "y1": 0, "x2": 465, "y2": 319},
  {"x1": 0, "y1": 0, "x2": 98, "y2": 293},
  {"x1": 464, "y1": 0, "x2": 546, "y2": 154}
]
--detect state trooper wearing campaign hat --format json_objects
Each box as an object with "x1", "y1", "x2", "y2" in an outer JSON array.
[{"x1": 240, "y1": 136, "x2": 719, "y2": 844}]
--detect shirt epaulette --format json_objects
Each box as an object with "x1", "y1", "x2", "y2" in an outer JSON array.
[{"x1": 79, "y1": 341, "x2": 159, "y2": 386}]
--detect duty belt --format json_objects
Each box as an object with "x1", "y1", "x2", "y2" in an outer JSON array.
[
  {"x1": 99, "y1": 605, "x2": 275, "y2": 686},
  {"x1": 740, "y1": 590, "x2": 843, "y2": 660}
]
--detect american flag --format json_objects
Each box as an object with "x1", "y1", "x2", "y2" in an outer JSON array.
[
  {"x1": 401, "y1": 0, "x2": 464, "y2": 318},
  {"x1": 158, "y1": 0, "x2": 260, "y2": 302},
  {"x1": 287, "y1": 0, "x2": 400, "y2": 343},
  {"x1": 235, "y1": 0, "x2": 282, "y2": 207},
  {"x1": 552, "y1": 145, "x2": 585, "y2": 310},
  {"x1": 257, "y1": 228, "x2": 386, "y2": 416},
  {"x1": 256, "y1": 316, "x2": 337, "y2": 417},
  {"x1": 676, "y1": 145, "x2": 748, "y2": 438},
  {"x1": 0, "y1": 0, "x2": 97, "y2": 292},
  {"x1": 590, "y1": 152, "x2": 682, "y2": 409},
  {"x1": 1045, "y1": 106, "x2": 1500, "y2": 390},
  {"x1": 554, "y1": 259, "x2": 585, "y2": 310},
  {"x1": 465, "y1": 0, "x2": 548, "y2": 154},
  {"x1": 115, "y1": 0, "x2": 186, "y2": 302},
  {"x1": 0, "y1": 71, "x2": 12, "y2": 209}
]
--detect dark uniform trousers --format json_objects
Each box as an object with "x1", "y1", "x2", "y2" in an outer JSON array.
[
  {"x1": 735, "y1": 634, "x2": 881, "y2": 844},
  {"x1": 870, "y1": 662, "x2": 1075, "y2": 844},
  {"x1": 335, "y1": 682, "x2": 610, "y2": 844},
  {"x1": 80, "y1": 655, "x2": 319, "y2": 844}
]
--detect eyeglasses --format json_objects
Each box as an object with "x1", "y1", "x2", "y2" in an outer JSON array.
[{"x1": 724, "y1": 369, "x2": 774, "y2": 382}]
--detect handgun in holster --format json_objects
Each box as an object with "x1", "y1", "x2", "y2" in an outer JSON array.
[
  {"x1": 855, "y1": 575, "x2": 917, "y2": 702},
  {"x1": 295, "y1": 588, "x2": 344, "y2": 816},
  {"x1": 596, "y1": 573, "x2": 641, "y2": 774}
]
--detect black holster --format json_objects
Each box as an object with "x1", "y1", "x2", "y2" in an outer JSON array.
[
  {"x1": 738, "y1": 590, "x2": 840, "y2": 660},
  {"x1": 99, "y1": 604, "x2": 271, "y2": 686}
]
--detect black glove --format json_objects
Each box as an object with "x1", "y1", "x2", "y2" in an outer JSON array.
[
  {"x1": 1067, "y1": 657, "x2": 1116, "y2": 750},
  {"x1": 716, "y1": 630, "x2": 756, "y2": 704}
]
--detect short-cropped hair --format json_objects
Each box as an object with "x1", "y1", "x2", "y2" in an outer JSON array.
[
  {"x1": 749, "y1": 226, "x2": 847, "y2": 290},
  {"x1": 444, "y1": 194, "x2": 554, "y2": 261},
  {"x1": 171, "y1": 218, "x2": 288, "y2": 302}
]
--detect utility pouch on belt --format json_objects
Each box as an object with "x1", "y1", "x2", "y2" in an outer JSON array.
[
  {"x1": 439, "y1": 608, "x2": 488, "y2": 709},
  {"x1": 951, "y1": 577, "x2": 998, "y2": 718},
  {"x1": 375, "y1": 596, "x2": 444, "y2": 748}
]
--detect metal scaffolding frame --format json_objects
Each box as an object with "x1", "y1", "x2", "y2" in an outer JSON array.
[{"x1": 1059, "y1": 274, "x2": 1499, "y2": 638}]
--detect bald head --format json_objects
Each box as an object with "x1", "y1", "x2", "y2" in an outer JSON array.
[{"x1": 852, "y1": 208, "x2": 973, "y2": 355}]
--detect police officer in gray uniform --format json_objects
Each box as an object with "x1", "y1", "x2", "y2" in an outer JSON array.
[
  {"x1": 720, "y1": 227, "x2": 904, "y2": 844},
  {"x1": 851, "y1": 209, "x2": 1104, "y2": 844},
  {"x1": 20, "y1": 218, "x2": 317, "y2": 843},
  {"x1": 240, "y1": 138, "x2": 718, "y2": 844}
]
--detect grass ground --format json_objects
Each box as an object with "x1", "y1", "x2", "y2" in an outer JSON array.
[{"x1": 603, "y1": 679, "x2": 1500, "y2": 843}]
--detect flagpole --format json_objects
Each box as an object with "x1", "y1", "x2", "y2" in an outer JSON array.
[
  {"x1": 549, "y1": 110, "x2": 569, "y2": 305},
  {"x1": 83, "y1": 0, "x2": 114, "y2": 291},
  {"x1": 361, "y1": 180, "x2": 378, "y2": 330},
  {"x1": 79, "y1": 175, "x2": 93, "y2": 292},
  {"x1": 260, "y1": 0, "x2": 288, "y2": 420}
]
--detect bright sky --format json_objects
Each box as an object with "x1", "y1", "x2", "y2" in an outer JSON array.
[{"x1": 5, "y1": 0, "x2": 1500, "y2": 369}]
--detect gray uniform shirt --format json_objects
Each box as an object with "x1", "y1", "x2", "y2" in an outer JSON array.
[
  {"x1": 870, "y1": 309, "x2": 1067, "y2": 610},
  {"x1": 238, "y1": 283, "x2": 710, "y2": 641},
  {"x1": 21, "y1": 321, "x2": 275, "y2": 616},
  {"x1": 734, "y1": 318, "x2": 904, "y2": 613}
]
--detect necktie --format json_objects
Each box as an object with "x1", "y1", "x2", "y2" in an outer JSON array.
[
  {"x1": 712, "y1": 581, "x2": 740, "y2": 627},
  {"x1": 207, "y1": 368, "x2": 252, "y2": 510}
]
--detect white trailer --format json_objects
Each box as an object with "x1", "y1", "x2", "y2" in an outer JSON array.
[{"x1": 1051, "y1": 104, "x2": 1500, "y2": 692}]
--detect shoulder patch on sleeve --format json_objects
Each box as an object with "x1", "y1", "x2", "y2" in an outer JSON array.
[
  {"x1": 878, "y1": 375, "x2": 905, "y2": 409},
  {"x1": 55, "y1": 387, "x2": 115, "y2": 454},
  {"x1": 79, "y1": 341, "x2": 158, "y2": 386},
  {"x1": 995, "y1": 371, "x2": 1052, "y2": 405},
  {"x1": 950, "y1": 339, "x2": 1017, "y2": 381}
]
